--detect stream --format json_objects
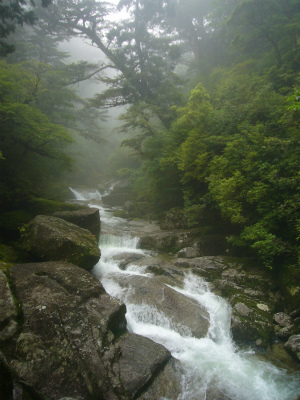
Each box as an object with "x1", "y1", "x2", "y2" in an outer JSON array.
[{"x1": 69, "y1": 187, "x2": 300, "y2": 400}]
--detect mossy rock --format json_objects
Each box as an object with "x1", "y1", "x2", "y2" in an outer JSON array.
[
  {"x1": 27, "y1": 197, "x2": 85, "y2": 215},
  {"x1": 23, "y1": 215, "x2": 100, "y2": 270},
  {"x1": 230, "y1": 294, "x2": 274, "y2": 346},
  {"x1": 0, "y1": 198, "x2": 84, "y2": 238}
]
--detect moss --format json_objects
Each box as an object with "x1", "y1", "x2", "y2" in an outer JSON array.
[
  {"x1": 0, "y1": 197, "x2": 84, "y2": 239},
  {"x1": 27, "y1": 197, "x2": 85, "y2": 215}
]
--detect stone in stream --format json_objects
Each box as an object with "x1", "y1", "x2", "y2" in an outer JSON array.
[
  {"x1": 0, "y1": 262, "x2": 177, "y2": 400},
  {"x1": 23, "y1": 215, "x2": 100, "y2": 270},
  {"x1": 53, "y1": 207, "x2": 100, "y2": 241},
  {"x1": 284, "y1": 335, "x2": 300, "y2": 362},
  {"x1": 112, "y1": 274, "x2": 210, "y2": 338}
]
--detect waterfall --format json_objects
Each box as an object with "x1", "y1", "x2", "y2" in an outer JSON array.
[
  {"x1": 69, "y1": 186, "x2": 102, "y2": 201},
  {"x1": 70, "y1": 187, "x2": 300, "y2": 400}
]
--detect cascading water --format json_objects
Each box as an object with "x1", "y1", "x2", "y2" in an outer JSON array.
[{"x1": 70, "y1": 187, "x2": 300, "y2": 400}]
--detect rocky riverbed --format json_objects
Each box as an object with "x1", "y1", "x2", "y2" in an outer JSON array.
[{"x1": 0, "y1": 186, "x2": 299, "y2": 400}]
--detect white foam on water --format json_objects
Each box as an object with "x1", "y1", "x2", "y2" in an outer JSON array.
[
  {"x1": 69, "y1": 187, "x2": 102, "y2": 201},
  {"x1": 124, "y1": 274, "x2": 300, "y2": 400},
  {"x1": 68, "y1": 187, "x2": 300, "y2": 400}
]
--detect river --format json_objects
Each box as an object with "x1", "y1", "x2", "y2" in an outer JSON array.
[{"x1": 69, "y1": 187, "x2": 300, "y2": 400}]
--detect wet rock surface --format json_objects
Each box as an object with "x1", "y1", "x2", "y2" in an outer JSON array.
[
  {"x1": 111, "y1": 274, "x2": 210, "y2": 339},
  {"x1": 0, "y1": 262, "x2": 176, "y2": 400},
  {"x1": 53, "y1": 207, "x2": 100, "y2": 241},
  {"x1": 124, "y1": 254, "x2": 281, "y2": 347},
  {"x1": 117, "y1": 332, "x2": 171, "y2": 398},
  {"x1": 23, "y1": 215, "x2": 100, "y2": 270},
  {"x1": 2, "y1": 192, "x2": 299, "y2": 399},
  {"x1": 139, "y1": 229, "x2": 228, "y2": 256}
]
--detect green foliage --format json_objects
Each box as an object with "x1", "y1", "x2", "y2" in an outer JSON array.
[
  {"x1": 0, "y1": 59, "x2": 75, "y2": 206},
  {"x1": 287, "y1": 88, "x2": 300, "y2": 111},
  {"x1": 227, "y1": 0, "x2": 300, "y2": 69},
  {"x1": 0, "y1": 0, "x2": 52, "y2": 56},
  {"x1": 206, "y1": 75, "x2": 300, "y2": 267}
]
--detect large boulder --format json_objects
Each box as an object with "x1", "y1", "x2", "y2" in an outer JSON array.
[
  {"x1": 53, "y1": 207, "x2": 100, "y2": 241},
  {"x1": 284, "y1": 335, "x2": 300, "y2": 362},
  {"x1": 1, "y1": 262, "x2": 173, "y2": 400},
  {"x1": 23, "y1": 215, "x2": 100, "y2": 270},
  {"x1": 116, "y1": 333, "x2": 172, "y2": 398}
]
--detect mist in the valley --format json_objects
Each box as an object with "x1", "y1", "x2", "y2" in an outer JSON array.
[{"x1": 58, "y1": 36, "x2": 138, "y2": 188}]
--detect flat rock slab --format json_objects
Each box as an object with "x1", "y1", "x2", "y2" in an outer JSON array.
[
  {"x1": 23, "y1": 215, "x2": 100, "y2": 270},
  {"x1": 53, "y1": 207, "x2": 100, "y2": 241},
  {"x1": 112, "y1": 274, "x2": 210, "y2": 339}
]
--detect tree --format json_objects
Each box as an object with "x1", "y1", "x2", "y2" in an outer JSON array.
[
  {"x1": 37, "y1": 0, "x2": 184, "y2": 132},
  {"x1": 0, "y1": 59, "x2": 74, "y2": 205},
  {"x1": 0, "y1": 0, "x2": 52, "y2": 56},
  {"x1": 6, "y1": 25, "x2": 106, "y2": 143},
  {"x1": 227, "y1": 0, "x2": 300, "y2": 70}
]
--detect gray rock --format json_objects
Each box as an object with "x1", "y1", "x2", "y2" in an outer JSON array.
[
  {"x1": 117, "y1": 332, "x2": 171, "y2": 397},
  {"x1": 139, "y1": 231, "x2": 192, "y2": 253},
  {"x1": 284, "y1": 334, "x2": 300, "y2": 362},
  {"x1": 113, "y1": 274, "x2": 210, "y2": 339},
  {"x1": 0, "y1": 270, "x2": 18, "y2": 342},
  {"x1": 23, "y1": 215, "x2": 100, "y2": 270},
  {"x1": 53, "y1": 207, "x2": 100, "y2": 241},
  {"x1": 2, "y1": 262, "x2": 174, "y2": 400},
  {"x1": 139, "y1": 230, "x2": 228, "y2": 256},
  {"x1": 277, "y1": 325, "x2": 295, "y2": 339},
  {"x1": 234, "y1": 302, "x2": 252, "y2": 317},
  {"x1": 274, "y1": 312, "x2": 293, "y2": 327},
  {"x1": 177, "y1": 246, "x2": 199, "y2": 258},
  {"x1": 138, "y1": 358, "x2": 182, "y2": 400},
  {"x1": 175, "y1": 256, "x2": 225, "y2": 280},
  {"x1": 112, "y1": 252, "x2": 146, "y2": 270}
]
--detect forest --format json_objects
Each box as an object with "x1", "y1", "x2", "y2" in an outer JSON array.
[{"x1": 0, "y1": 0, "x2": 300, "y2": 273}]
